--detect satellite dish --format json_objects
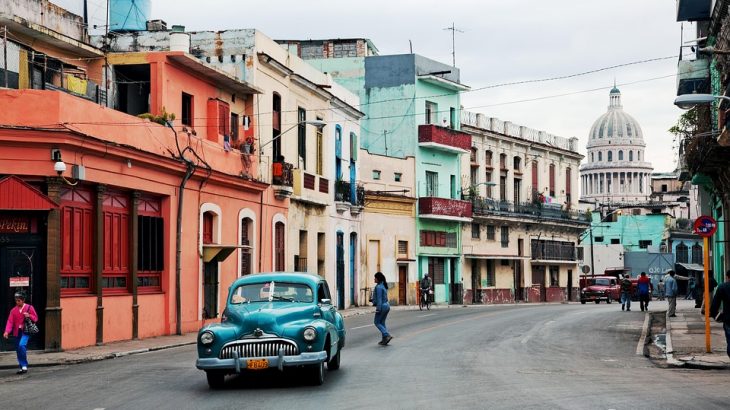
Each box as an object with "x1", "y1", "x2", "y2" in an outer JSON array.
[{"x1": 581, "y1": 265, "x2": 591, "y2": 274}]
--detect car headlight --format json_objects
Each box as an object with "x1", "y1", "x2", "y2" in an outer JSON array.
[
  {"x1": 303, "y1": 327, "x2": 317, "y2": 342},
  {"x1": 200, "y1": 330, "x2": 215, "y2": 345}
]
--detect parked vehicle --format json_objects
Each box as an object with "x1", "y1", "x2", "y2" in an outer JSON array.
[
  {"x1": 195, "y1": 273, "x2": 346, "y2": 389},
  {"x1": 579, "y1": 275, "x2": 621, "y2": 304}
]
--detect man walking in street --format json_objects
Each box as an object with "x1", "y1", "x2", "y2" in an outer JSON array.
[
  {"x1": 621, "y1": 273, "x2": 632, "y2": 311},
  {"x1": 665, "y1": 270, "x2": 678, "y2": 318},
  {"x1": 657, "y1": 279, "x2": 665, "y2": 301},
  {"x1": 710, "y1": 270, "x2": 730, "y2": 358},
  {"x1": 637, "y1": 272, "x2": 653, "y2": 311}
]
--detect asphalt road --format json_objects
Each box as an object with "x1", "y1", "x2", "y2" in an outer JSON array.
[{"x1": 2, "y1": 303, "x2": 730, "y2": 410}]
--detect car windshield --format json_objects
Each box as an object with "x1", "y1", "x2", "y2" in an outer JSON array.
[
  {"x1": 230, "y1": 281, "x2": 314, "y2": 304},
  {"x1": 594, "y1": 278, "x2": 611, "y2": 286}
]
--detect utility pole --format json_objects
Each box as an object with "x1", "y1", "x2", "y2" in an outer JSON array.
[
  {"x1": 3, "y1": 26, "x2": 8, "y2": 88},
  {"x1": 443, "y1": 22, "x2": 464, "y2": 67}
]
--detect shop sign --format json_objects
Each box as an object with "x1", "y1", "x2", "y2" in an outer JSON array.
[
  {"x1": 0, "y1": 217, "x2": 30, "y2": 233},
  {"x1": 9, "y1": 277, "x2": 30, "y2": 287}
]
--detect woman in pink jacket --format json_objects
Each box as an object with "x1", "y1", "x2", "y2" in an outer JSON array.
[{"x1": 3, "y1": 292, "x2": 38, "y2": 374}]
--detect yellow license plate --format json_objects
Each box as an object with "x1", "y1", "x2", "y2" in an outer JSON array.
[{"x1": 247, "y1": 359, "x2": 269, "y2": 370}]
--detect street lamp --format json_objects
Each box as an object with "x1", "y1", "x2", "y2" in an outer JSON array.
[
  {"x1": 674, "y1": 93, "x2": 730, "y2": 109},
  {"x1": 259, "y1": 119, "x2": 327, "y2": 150}
]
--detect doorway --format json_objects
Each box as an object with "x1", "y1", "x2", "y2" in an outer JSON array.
[
  {"x1": 336, "y1": 232, "x2": 345, "y2": 310},
  {"x1": 203, "y1": 262, "x2": 218, "y2": 319},
  {"x1": 398, "y1": 265, "x2": 407, "y2": 305},
  {"x1": 349, "y1": 233, "x2": 357, "y2": 306},
  {"x1": 532, "y1": 265, "x2": 546, "y2": 302},
  {"x1": 567, "y1": 269, "x2": 573, "y2": 301},
  {"x1": 1, "y1": 241, "x2": 45, "y2": 351}
]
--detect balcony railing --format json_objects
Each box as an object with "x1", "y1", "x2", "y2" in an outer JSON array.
[
  {"x1": 418, "y1": 197, "x2": 472, "y2": 219},
  {"x1": 294, "y1": 256, "x2": 307, "y2": 272},
  {"x1": 335, "y1": 180, "x2": 365, "y2": 207},
  {"x1": 272, "y1": 161, "x2": 293, "y2": 186},
  {"x1": 531, "y1": 240, "x2": 577, "y2": 261},
  {"x1": 470, "y1": 197, "x2": 589, "y2": 224},
  {"x1": 418, "y1": 124, "x2": 471, "y2": 153}
]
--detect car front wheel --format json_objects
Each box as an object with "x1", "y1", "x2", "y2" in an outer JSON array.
[
  {"x1": 328, "y1": 349, "x2": 341, "y2": 370},
  {"x1": 594, "y1": 300, "x2": 600, "y2": 304},
  {"x1": 580, "y1": 300, "x2": 586, "y2": 304},
  {"x1": 606, "y1": 297, "x2": 612, "y2": 304},
  {"x1": 206, "y1": 371, "x2": 225, "y2": 389}
]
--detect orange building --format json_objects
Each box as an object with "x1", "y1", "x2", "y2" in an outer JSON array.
[{"x1": 0, "y1": 49, "x2": 287, "y2": 351}]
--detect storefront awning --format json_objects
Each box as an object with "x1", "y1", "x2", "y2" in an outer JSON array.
[
  {"x1": 0, "y1": 176, "x2": 58, "y2": 210},
  {"x1": 676, "y1": 262, "x2": 704, "y2": 272},
  {"x1": 202, "y1": 245, "x2": 251, "y2": 263},
  {"x1": 464, "y1": 255, "x2": 529, "y2": 260},
  {"x1": 530, "y1": 259, "x2": 579, "y2": 265}
]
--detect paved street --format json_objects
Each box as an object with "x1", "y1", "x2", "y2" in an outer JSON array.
[{"x1": 2, "y1": 303, "x2": 729, "y2": 410}]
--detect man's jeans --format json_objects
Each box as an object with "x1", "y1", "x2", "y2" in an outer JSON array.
[
  {"x1": 724, "y1": 322, "x2": 730, "y2": 359},
  {"x1": 15, "y1": 332, "x2": 29, "y2": 369},
  {"x1": 374, "y1": 304, "x2": 390, "y2": 338},
  {"x1": 667, "y1": 296, "x2": 677, "y2": 317},
  {"x1": 621, "y1": 292, "x2": 632, "y2": 310}
]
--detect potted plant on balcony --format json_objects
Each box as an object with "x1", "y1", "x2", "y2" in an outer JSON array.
[{"x1": 138, "y1": 106, "x2": 176, "y2": 126}]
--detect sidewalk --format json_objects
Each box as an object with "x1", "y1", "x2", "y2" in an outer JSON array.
[
  {"x1": 665, "y1": 299, "x2": 730, "y2": 369},
  {"x1": 0, "y1": 303, "x2": 458, "y2": 370}
]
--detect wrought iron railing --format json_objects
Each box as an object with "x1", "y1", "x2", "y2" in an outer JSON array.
[
  {"x1": 469, "y1": 197, "x2": 589, "y2": 224},
  {"x1": 335, "y1": 180, "x2": 365, "y2": 206},
  {"x1": 272, "y1": 161, "x2": 293, "y2": 186}
]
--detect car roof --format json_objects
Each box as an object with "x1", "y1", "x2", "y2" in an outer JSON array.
[{"x1": 231, "y1": 272, "x2": 324, "y2": 288}]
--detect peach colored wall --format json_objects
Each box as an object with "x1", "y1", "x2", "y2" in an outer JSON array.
[
  {"x1": 138, "y1": 293, "x2": 166, "y2": 338},
  {"x1": 60, "y1": 297, "x2": 97, "y2": 350},
  {"x1": 103, "y1": 295, "x2": 133, "y2": 343}
]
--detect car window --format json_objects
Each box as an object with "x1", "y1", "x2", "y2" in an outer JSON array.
[
  {"x1": 595, "y1": 278, "x2": 610, "y2": 286},
  {"x1": 230, "y1": 281, "x2": 314, "y2": 304},
  {"x1": 317, "y1": 284, "x2": 328, "y2": 303}
]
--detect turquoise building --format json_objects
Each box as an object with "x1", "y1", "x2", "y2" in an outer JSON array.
[
  {"x1": 287, "y1": 40, "x2": 472, "y2": 303},
  {"x1": 588, "y1": 213, "x2": 670, "y2": 252}
]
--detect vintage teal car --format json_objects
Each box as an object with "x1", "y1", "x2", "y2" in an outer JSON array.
[{"x1": 195, "y1": 272, "x2": 346, "y2": 388}]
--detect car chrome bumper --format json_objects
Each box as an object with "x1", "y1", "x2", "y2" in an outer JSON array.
[{"x1": 196, "y1": 350, "x2": 328, "y2": 373}]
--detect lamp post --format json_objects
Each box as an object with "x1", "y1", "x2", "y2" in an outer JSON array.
[{"x1": 674, "y1": 93, "x2": 730, "y2": 109}]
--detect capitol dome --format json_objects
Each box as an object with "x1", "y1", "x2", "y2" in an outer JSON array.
[{"x1": 579, "y1": 86, "x2": 653, "y2": 204}]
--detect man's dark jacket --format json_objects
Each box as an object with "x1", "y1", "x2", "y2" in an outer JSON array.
[{"x1": 710, "y1": 281, "x2": 730, "y2": 323}]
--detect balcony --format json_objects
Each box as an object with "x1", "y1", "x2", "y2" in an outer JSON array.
[
  {"x1": 418, "y1": 125, "x2": 471, "y2": 154},
  {"x1": 531, "y1": 240, "x2": 577, "y2": 262},
  {"x1": 291, "y1": 169, "x2": 330, "y2": 206},
  {"x1": 418, "y1": 197, "x2": 472, "y2": 221},
  {"x1": 272, "y1": 161, "x2": 294, "y2": 199},
  {"x1": 470, "y1": 197, "x2": 590, "y2": 226},
  {"x1": 334, "y1": 180, "x2": 365, "y2": 214},
  {"x1": 677, "y1": 58, "x2": 710, "y2": 96}
]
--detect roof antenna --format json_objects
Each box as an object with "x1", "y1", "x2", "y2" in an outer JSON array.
[{"x1": 443, "y1": 23, "x2": 464, "y2": 67}]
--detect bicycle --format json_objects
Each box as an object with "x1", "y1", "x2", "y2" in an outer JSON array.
[{"x1": 419, "y1": 288, "x2": 432, "y2": 311}]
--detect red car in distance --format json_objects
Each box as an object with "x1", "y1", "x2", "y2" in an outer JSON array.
[{"x1": 579, "y1": 275, "x2": 621, "y2": 304}]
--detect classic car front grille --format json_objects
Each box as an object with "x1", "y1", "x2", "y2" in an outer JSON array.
[{"x1": 219, "y1": 339, "x2": 299, "y2": 359}]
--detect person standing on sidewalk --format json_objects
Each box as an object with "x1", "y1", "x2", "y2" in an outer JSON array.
[
  {"x1": 710, "y1": 270, "x2": 730, "y2": 358},
  {"x1": 665, "y1": 270, "x2": 678, "y2": 318},
  {"x1": 621, "y1": 273, "x2": 633, "y2": 311},
  {"x1": 3, "y1": 292, "x2": 38, "y2": 374},
  {"x1": 657, "y1": 279, "x2": 665, "y2": 301},
  {"x1": 372, "y1": 272, "x2": 392, "y2": 346},
  {"x1": 637, "y1": 272, "x2": 653, "y2": 311}
]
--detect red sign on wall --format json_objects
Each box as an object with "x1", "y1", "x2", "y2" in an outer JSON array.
[{"x1": 0, "y1": 217, "x2": 31, "y2": 233}]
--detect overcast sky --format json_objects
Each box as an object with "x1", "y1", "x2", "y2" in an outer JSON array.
[{"x1": 56, "y1": 0, "x2": 687, "y2": 172}]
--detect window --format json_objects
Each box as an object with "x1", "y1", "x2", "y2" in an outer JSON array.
[
  {"x1": 203, "y1": 212, "x2": 214, "y2": 244},
  {"x1": 594, "y1": 236, "x2": 604, "y2": 243},
  {"x1": 607, "y1": 151, "x2": 613, "y2": 162},
  {"x1": 394, "y1": 172, "x2": 402, "y2": 182},
  {"x1": 549, "y1": 266, "x2": 559, "y2": 287},
  {"x1": 618, "y1": 150, "x2": 624, "y2": 161},
  {"x1": 500, "y1": 226, "x2": 509, "y2": 248},
  {"x1": 60, "y1": 187, "x2": 93, "y2": 293},
  {"x1": 549, "y1": 164, "x2": 555, "y2": 197},
  {"x1": 638, "y1": 240, "x2": 652, "y2": 249},
  {"x1": 676, "y1": 243, "x2": 688, "y2": 264},
  {"x1": 426, "y1": 171, "x2": 438, "y2": 197},
  {"x1": 298, "y1": 107, "x2": 306, "y2": 169},
  {"x1": 500, "y1": 154, "x2": 507, "y2": 169},
  {"x1": 501, "y1": 259, "x2": 510, "y2": 266},
  {"x1": 102, "y1": 191, "x2": 130, "y2": 291},
  {"x1": 598, "y1": 151, "x2": 603, "y2": 161},
  {"x1": 591, "y1": 152, "x2": 594, "y2": 162},
  {"x1": 576, "y1": 247, "x2": 584, "y2": 260},
  {"x1": 217, "y1": 101, "x2": 230, "y2": 136},
  {"x1": 486, "y1": 225, "x2": 495, "y2": 240},
  {"x1": 425, "y1": 101, "x2": 437, "y2": 124},
  {"x1": 240, "y1": 217, "x2": 253, "y2": 276},
  {"x1": 182, "y1": 92, "x2": 193, "y2": 126},
  {"x1": 372, "y1": 170, "x2": 381, "y2": 180},
  {"x1": 486, "y1": 260, "x2": 495, "y2": 287},
  {"x1": 316, "y1": 117, "x2": 324, "y2": 174},
  {"x1": 450, "y1": 107, "x2": 456, "y2": 129},
  {"x1": 230, "y1": 113, "x2": 239, "y2": 143},
  {"x1": 137, "y1": 196, "x2": 164, "y2": 290},
  {"x1": 485, "y1": 150, "x2": 493, "y2": 166},
  {"x1": 638, "y1": 151, "x2": 642, "y2": 161},
  {"x1": 471, "y1": 223, "x2": 480, "y2": 239},
  {"x1": 531, "y1": 161, "x2": 538, "y2": 192},
  {"x1": 513, "y1": 179, "x2": 521, "y2": 204},
  {"x1": 513, "y1": 156, "x2": 521, "y2": 171},
  {"x1": 610, "y1": 238, "x2": 620, "y2": 244},
  {"x1": 420, "y1": 230, "x2": 457, "y2": 247},
  {"x1": 274, "y1": 221, "x2": 285, "y2": 271},
  {"x1": 485, "y1": 171, "x2": 493, "y2": 198},
  {"x1": 499, "y1": 176, "x2": 507, "y2": 201},
  {"x1": 691, "y1": 243, "x2": 703, "y2": 264},
  {"x1": 629, "y1": 151, "x2": 633, "y2": 161},
  {"x1": 397, "y1": 240, "x2": 408, "y2": 256},
  {"x1": 272, "y1": 93, "x2": 282, "y2": 161},
  {"x1": 661, "y1": 184, "x2": 668, "y2": 192},
  {"x1": 565, "y1": 167, "x2": 572, "y2": 204},
  {"x1": 450, "y1": 175, "x2": 457, "y2": 199}
]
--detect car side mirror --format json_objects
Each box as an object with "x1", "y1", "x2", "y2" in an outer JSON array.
[{"x1": 319, "y1": 298, "x2": 332, "y2": 305}]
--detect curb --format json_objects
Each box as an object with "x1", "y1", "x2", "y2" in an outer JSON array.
[
  {"x1": 663, "y1": 310, "x2": 685, "y2": 368},
  {"x1": 662, "y1": 311, "x2": 730, "y2": 370}
]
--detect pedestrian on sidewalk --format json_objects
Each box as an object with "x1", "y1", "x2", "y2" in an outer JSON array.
[
  {"x1": 637, "y1": 272, "x2": 652, "y2": 311},
  {"x1": 657, "y1": 279, "x2": 665, "y2": 301},
  {"x1": 621, "y1": 273, "x2": 633, "y2": 311},
  {"x1": 372, "y1": 272, "x2": 392, "y2": 346},
  {"x1": 686, "y1": 276, "x2": 696, "y2": 300},
  {"x1": 665, "y1": 270, "x2": 678, "y2": 318},
  {"x1": 709, "y1": 270, "x2": 730, "y2": 358},
  {"x1": 3, "y1": 291, "x2": 38, "y2": 374},
  {"x1": 696, "y1": 270, "x2": 718, "y2": 310}
]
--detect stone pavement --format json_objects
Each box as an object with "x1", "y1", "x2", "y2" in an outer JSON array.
[
  {"x1": 666, "y1": 299, "x2": 730, "y2": 369},
  {"x1": 0, "y1": 303, "x2": 457, "y2": 370}
]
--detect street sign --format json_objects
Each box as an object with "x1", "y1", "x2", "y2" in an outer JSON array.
[
  {"x1": 9, "y1": 276, "x2": 30, "y2": 287},
  {"x1": 694, "y1": 215, "x2": 718, "y2": 237}
]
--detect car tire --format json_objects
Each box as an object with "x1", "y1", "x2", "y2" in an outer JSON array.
[
  {"x1": 327, "y1": 349, "x2": 341, "y2": 371},
  {"x1": 606, "y1": 297, "x2": 612, "y2": 304},
  {"x1": 309, "y1": 361, "x2": 325, "y2": 386},
  {"x1": 206, "y1": 371, "x2": 225, "y2": 389},
  {"x1": 594, "y1": 300, "x2": 600, "y2": 304},
  {"x1": 580, "y1": 300, "x2": 586, "y2": 304}
]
